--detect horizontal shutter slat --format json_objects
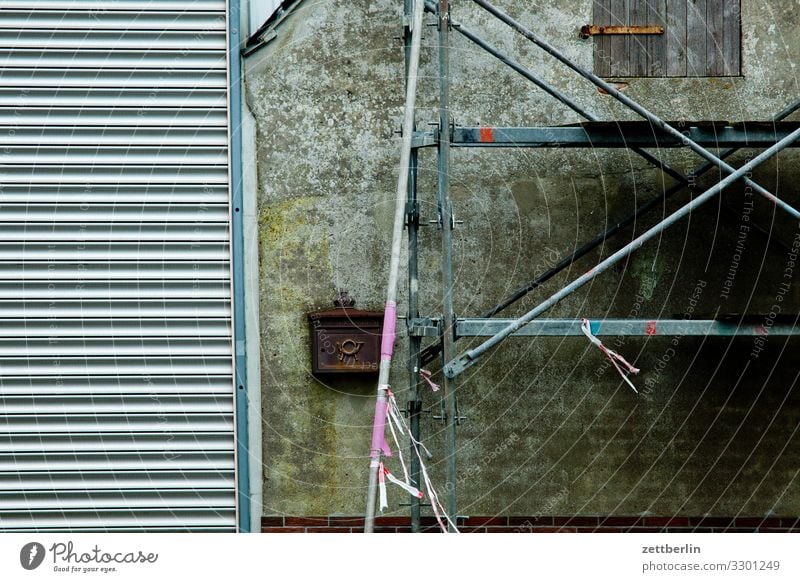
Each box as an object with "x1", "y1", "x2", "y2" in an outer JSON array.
[{"x1": 0, "y1": 3, "x2": 236, "y2": 531}]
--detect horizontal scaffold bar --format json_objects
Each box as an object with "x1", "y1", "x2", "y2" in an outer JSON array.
[
  {"x1": 411, "y1": 122, "x2": 800, "y2": 149},
  {"x1": 455, "y1": 318, "x2": 800, "y2": 337}
]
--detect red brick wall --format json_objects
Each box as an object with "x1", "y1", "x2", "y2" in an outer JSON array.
[{"x1": 262, "y1": 516, "x2": 800, "y2": 533}]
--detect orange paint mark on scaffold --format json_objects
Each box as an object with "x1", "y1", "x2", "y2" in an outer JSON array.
[{"x1": 479, "y1": 127, "x2": 494, "y2": 143}]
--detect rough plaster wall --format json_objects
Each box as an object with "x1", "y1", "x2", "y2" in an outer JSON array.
[{"x1": 246, "y1": 0, "x2": 800, "y2": 519}]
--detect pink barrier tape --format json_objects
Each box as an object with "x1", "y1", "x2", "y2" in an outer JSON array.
[
  {"x1": 380, "y1": 301, "x2": 397, "y2": 359},
  {"x1": 369, "y1": 396, "x2": 391, "y2": 459}
]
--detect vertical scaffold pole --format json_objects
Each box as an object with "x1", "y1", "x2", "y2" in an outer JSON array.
[
  {"x1": 407, "y1": 149, "x2": 422, "y2": 532},
  {"x1": 404, "y1": 0, "x2": 422, "y2": 533},
  {"x1": 437, "y1": 0, "x2": 458, "y2": 531},
  {"x1": 406, "y1": 150, "x2": 422, "y2": 532}
]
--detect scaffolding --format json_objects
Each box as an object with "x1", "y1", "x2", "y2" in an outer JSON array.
[{"x1": 366, "y1": 0, "x2": 800, "y2": 532}]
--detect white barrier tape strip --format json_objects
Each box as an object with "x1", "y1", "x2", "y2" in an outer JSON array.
[
  {"x1": 388, "y1": 391, "x2": 432, "y2": 460},
  {"x1": 384, "y1": 466, "x2": 424, "y2": 499},
  {"x1": 378, "y1": 461, "x2": 388, "y2": 513},
  {"x1": 385, "y1": 390, "x2": 410, "y2": 483},
  {"x1": 385, "y1": 391, "x2": 459, "y2": 533},
  {"x1": 420, "y1": 368, "x2": 440, "y2": 392},
  {"x1": 419, "y1": 460, "x2": 453, "y2": 533},
  {"x1": 411, "y1": 441, "x2": 454, "y2": 532},
  {"x1": 581, "y1": 318, "x2": 640, "y2": 393},
  {"x1": 389, "y1": 391, "x2": 432, "y2": 457}
]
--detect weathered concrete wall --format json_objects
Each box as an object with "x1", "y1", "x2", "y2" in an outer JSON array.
[{"x1": 245, "y1": 0, "x2": 800, "y2": 519}]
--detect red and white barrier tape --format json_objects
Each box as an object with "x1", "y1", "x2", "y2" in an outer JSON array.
[
  {"x1": 376, "y1": 388, "x2": 459, "y2": 532},
  {"x1": 388, "y1": 389, "x2": 433, "y2": 459},
  {"x1": 378, "y1": 461, "x2": 423, "y2": 514},
  {"x1": 386, "y1": 390, "x2": 459, "y2": 533},
  {"x1": 378, "y1": 461, "x2": 388, "y2": 512},
  {"x1": 384, "y1": 466, "x2": 423, "y2": 499},
  {"x1": 581, "y1": 318, "x2": 640, "y2": 393},
  {"x1": 377, "y1": 390, "x2": 426, "y2": 515},
  {"x1": 385, "y1": 389, "x2": 410, "y2": 483},
  {"x1": 419, "y1": 368, "x2": 440, "y2": 392}
]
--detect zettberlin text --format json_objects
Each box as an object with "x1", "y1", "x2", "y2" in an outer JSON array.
[{"x1": 642, "y1": 544, "x2": 701, "y2": 554}]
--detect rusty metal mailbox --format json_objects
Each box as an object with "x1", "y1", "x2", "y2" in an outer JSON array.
[{"x1": 308, "y1": 292, "x2": 383, "y2": 376}]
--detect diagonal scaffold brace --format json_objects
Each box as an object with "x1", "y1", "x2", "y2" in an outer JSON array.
[
  {"x1": 440, "y1": 0, "x2": 800, "y2": 378},
  {"x1": 364, "y1": 0, "x2": 426, "y2": 533},
  {"x1": 444, "y1": 126, "x2": 800, "y2": 378},
  {"x1": 417, "y1": 0, "x2": 800, "y2": 368}
]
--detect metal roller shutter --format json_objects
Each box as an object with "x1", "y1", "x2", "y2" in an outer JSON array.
[{"x1": 0, "y1": 0, "x2": 238, "y2": 531}]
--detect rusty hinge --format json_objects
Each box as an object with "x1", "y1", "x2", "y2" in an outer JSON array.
[{"x1": 579, "y1": 25, "x2": 664, "y2": 39}]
